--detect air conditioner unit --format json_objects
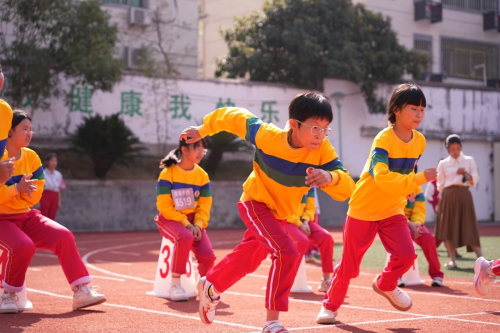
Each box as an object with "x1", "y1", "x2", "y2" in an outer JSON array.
[
  {"x1": 129, "y1": 7, "x2": 152, "y2": 26},
  {"x1": 125, "y1": 47, "x2": 143, "y2": 69},
  {"x1": 414, "y1": 0, "x2": 442, "y2": 24},
  {"x1": 487, "y1": 79, "x2": 500, "y2": 89},
  {"x1": 483, "y1": 12, "x2": 500, "y2": 32}
]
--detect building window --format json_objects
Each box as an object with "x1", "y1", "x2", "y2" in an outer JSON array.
[
  {"x1": 414, "y1": 35, "x2": 433, "y2": 73},
  {"x1": 100, "y1": 0, "x2": 144, "y2": 8},
  {"x1": 442, "y1": 0, "x2": 498, "y2": 13},
  {"x1": 442, "y1": 38, "x2": 499, "y2": 80}
]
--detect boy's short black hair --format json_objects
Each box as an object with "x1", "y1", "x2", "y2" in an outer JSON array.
[{"x1": 288, "y1": 92, "x2": 333, "y2": 124}]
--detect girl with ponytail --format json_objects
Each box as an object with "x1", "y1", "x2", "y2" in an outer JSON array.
[{"x1": 154, "y1": 137, "x2": 216, "y2": 302}]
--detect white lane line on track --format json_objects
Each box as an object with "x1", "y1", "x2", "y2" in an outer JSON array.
[
  {"x1": 91, "y1": 275, "x2": 126, "y2": 282},
  {"x1": 84, "y1": 241, "x2": 500, "y2": 305},
  {"x1": 94, "y1": 260, "x2": 131, "y2": 266},
  {"x1": 248, "y1": 273, "x2": 500, "y2": 303},
  {"x1": 245, "y1": 310, "x2": 500, "y2": 332},
  {"x1": 28, "y1": 267, "x2": 42, "y2": 271},
  {"x1": 26, "y1": 288, "x2": 261, "y2": 330},
  {"x1": 82, "y1": 241, "x2": 500, "y2": 331},
  {"x1": 34, "y1": 253, "x2": 58, "y2": 258},
  {"x1": 109, "y1": 251, "x2": 141, "y2": 256}
]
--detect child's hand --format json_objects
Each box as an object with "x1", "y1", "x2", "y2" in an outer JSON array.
[
  {"x1": 0, "y1": 158, "x2": 15, "y2": 184},
  {"x1": 180, "y1": 126, "x2": 202, "y2": 144},
  {"x1": 408, "y1": 222, "x2": 422, "y2": 239},
  {"x1": 16, "y1": 174, "x2": 38, "y2": 198},
  {"x1": 305, "y1": 169, "x2": 332, "y2": 187},
  {"x1": 299, "y1": 221, "x2": 311, "y2": 236},
  {"x1": 424, "y1": 168, "x2": 437, "y2": 182},
  {"x1": 187, "y1": 224, "x2": 202, "y2": 241}
]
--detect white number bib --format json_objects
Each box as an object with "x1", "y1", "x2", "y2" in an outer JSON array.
[{"x1": 171, "y1": 188, "x2": 196, "y2": 210}]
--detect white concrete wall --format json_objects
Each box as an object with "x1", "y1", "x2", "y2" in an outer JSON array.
[
  {"x1": 26, "y1": 76, "x2": 500, "y2": 221},
  {"x1": 29, "y1": 76, "x2": 304, "y2": 154},
  {"x1": 323, "y1": 78, "x2": 499, "y2": 222}
]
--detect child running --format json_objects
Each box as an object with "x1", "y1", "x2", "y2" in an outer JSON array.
[
  {"x1": 400, "y1": 167, "x2": 444, "y2": 288},
  {"x1": 0, "y1": 110, "x2": 106, "y2": 314},
  {"x1": 0, "y1": 61, "x2": 15, "y2": 184},
  {"x1": 317, "y1": 83, "x2": 437, "y2": 324},
  {"x1": 154, "y1": 138, "x2": 216, "y2": 302},
  {"x1": 180, "y1": 92, "x2": 355, "y2": 333},
  {"x1": 285, "y1": 187, "x2": 334, "y2": 292},
  {"x1": 474, "y1": 257, "x2": 499, "y2": 296}
]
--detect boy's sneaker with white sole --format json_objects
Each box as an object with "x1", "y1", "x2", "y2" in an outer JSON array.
[
  {"x1": 262, "y1": 322, "x2": 289, "y2": 333},
  {"x1": 397, "y1": 277, "x2": 405, "y2": 288},
  {"x1": 0, "y1": 291, "x2": 18, "y2": 314},
  {"x1": 474, "y1": 257, "x2": 496, "y2": 296},
  {"x1": 316, "y1": 305, "x2": 338, "y2": 324},
  {"x1": 166, "y1": 282, "x2": 189, "y2": 302},
  {"x1": 372, "y1": 274, "x2": 412, "y2": 311},
  {"x1": 317, "y1": 278, "x2": 331, "y2": 293},
  {"x1": 198, "y1": 277, "x2": 220, "y2": 324},
  {"x1": 72, "y1": 285, "x2": 106, "y2": 310},
  {"x1": 431, "y1": 277, "x2": 444, "y2": 287}
]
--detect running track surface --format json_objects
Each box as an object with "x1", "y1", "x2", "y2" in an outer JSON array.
[{"x1": 1, "y1": 228, "x2": 499, "y2": 333}]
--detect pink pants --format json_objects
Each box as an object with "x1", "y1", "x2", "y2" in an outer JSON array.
[
  {"x1": 0, "y1": 210, "x2": 91, "y2": 292},
  {"x1": 206, "y1": 201, "x2": 302, "y2": 312},
  {"x1": 40, "y1": 190, "x2": 59, "y2": 221},
  {"x1": 413, "y1": 225, "x2": 443, "y2": 279},
  {"x1": 323, "y1": 214, "x2": 416, "y2": 312},
  {"x1": 285, "y1": 222, "x2": 334, "y2": 273},
  {"x1": 155, "y1": 214, "x2": 215, "y2": 277},
  {"x1": 492, "y1": 259, "x2": 500, "y2": 276}
]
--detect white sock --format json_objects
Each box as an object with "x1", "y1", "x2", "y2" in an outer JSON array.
[
  {"x1": 265, "y1": 319, "x2": 280, "y2": 327},
  {"x1": 172, "y1": 276, "x2": 181, "y2": 284}
]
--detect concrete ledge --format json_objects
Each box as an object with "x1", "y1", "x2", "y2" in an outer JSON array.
[{"x1": 57, "y1": 180, "x2": 349, "y2": 232}]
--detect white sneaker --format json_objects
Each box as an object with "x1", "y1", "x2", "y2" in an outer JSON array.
[
  {"x1": 474, "y1": 257, "x2": 496, "y2": 296},
  {"x1": 0, "y1": 291, "x2": 18, "y2": 314},
  {"x1": 262, "y1": 322, "x2": 289, "y2": 332},
  {"x1": 431, "y1": 277, "x2": 444, "y2": 287},
  {"x1": 397, "y1": 278, "x2": 405, "y2": 288},
  {"x1": 317, "y1": 278, "x2": 331, "y2": 293},
  {"x1": 372, "y1": 274, "x2": 412, "y2": 311},
  {"x1": 166, "y1": 282, "x2": 188, "y2": 302},
  {"x1": 198, "y1": 277, "x2": 220, "y2": 325},
  {"x1": 316, "y1": 305, "x2": 337, "y2": 324},
  {"x1": 73, "y1": 285, "x2": 106, "y2": 310}
]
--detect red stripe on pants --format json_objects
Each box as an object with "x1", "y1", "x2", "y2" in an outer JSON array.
[
  {"x1": 40, "y1": 190, "x2": 59, "y2": 221},
  {"x1": 206, "y1": 201, "x2": 301, "y2": 311},
  {"x1": 0, "y1": 210, "x2": 89, "y2": 290},
  {"x1": 155, "y1": 214, "x2": 216, "y2": 277},
  {"x1": 323, "y1": 214, "x2": 416, "y2": 312},
  {"x1": 492, "y1": 259, "x2": 500, "y2": 276},
  {"x1": 413, "y1": 225, "x2": 443, "y2": 279}
]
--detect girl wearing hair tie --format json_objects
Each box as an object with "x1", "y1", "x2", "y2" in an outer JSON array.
[{"x1": 435, "y1": 134, "x2": 482, "y2": 269}]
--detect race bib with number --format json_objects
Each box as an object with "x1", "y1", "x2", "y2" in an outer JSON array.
[{"x1": 171, "y1": 188, "x2": 196, "y2": 210}]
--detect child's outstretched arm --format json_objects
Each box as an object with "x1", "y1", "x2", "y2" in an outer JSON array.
[
  {"x1": 306, "y1": 144, "x2": 355, "y2": 202},
  {"x1": 370, "y1": 136, "x2": 436, "y2": 195},
  {"x1": 181, "y1": 107, "x2": 272, "y2": 147}
]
